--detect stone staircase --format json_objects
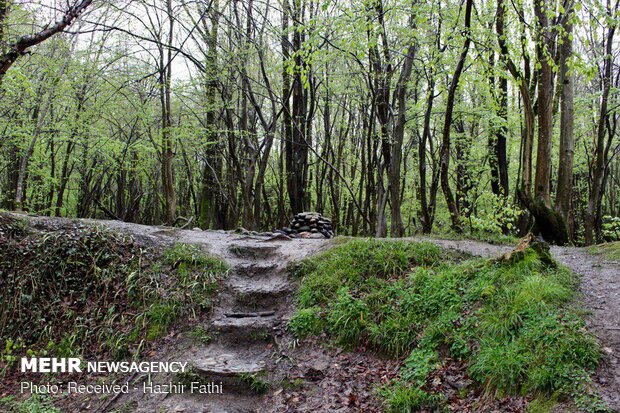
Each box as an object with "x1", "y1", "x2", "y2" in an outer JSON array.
[{"x1": 108, "y1": 237, "x2": 306, "y2": 413}]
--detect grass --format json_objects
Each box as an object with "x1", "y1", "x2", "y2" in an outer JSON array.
[
  {"x1": 0, "y1": 213, "x2": 228, "y2": 366},
  {"x1": 122, "y1": 242, "x2": 228, "y2": 344},
  {"x1": 239, "y1": 372, "x2": 271, "y2": 394},
  {"x1": 429, "y1": 230, "x2": 519, "y2": 245},
  {"x1": 588, "y1": 241, "x2": 620, "y2": 261},
  {"x1": 0, "y1": 395, "x2": 61, "y2": 413},
  {"x1": 189, "y1": 326, "x2": 212, "y2": 345},
  {"x1": 289, "y1": 239, "x2": 607, "y2": 412},
  {"x1": 280, "y1": 377, "x2": 305, "y2": 390}
]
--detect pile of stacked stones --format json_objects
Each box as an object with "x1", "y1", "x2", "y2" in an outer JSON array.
[{"x1": 277, "y1": 212, "x2": 334, "y2": 239}]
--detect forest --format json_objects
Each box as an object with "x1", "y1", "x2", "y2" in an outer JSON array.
[{"x1": 0, "y1": 0, "x2": 619, "y2": 245}]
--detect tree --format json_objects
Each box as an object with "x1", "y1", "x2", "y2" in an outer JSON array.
[
  {"x1": 585, "y1": 0, "x2": 620, "y2": 244},
  {"x1": 0, "y1": 0, "x2": 92, "y2": 84},
  {"x1": 555, "y1": 0, "x2": 576, "y2": 237},
  {"x1": 0, "y1": 0, "x2": 618, "y2": 245},
  {"x1": 439, "y1": 0, "x2": 474, "y2": 233}
]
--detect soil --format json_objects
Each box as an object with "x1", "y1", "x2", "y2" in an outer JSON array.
[{"x1": 5, "y1": 215, "x2": 619, "y2": 412}]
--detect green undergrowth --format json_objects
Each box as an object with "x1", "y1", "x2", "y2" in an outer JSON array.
[
  {"x1": 588, "y1": 241, "x2": 620, "y2": 261},
  {"x1": 0, "y1": 214, "x2": 228, "y2": 368},
  {"x1": 0, "y1": 395, "x2": 60, "y2": 413},
  {"x1": 430, "y1": 230, "x2": 519, "y2": 246},
  {"x1": 289, "y1": 239, "x2": 606, "y2": 412}
]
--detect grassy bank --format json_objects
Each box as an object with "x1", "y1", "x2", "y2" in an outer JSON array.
[
  {"x1": 0, "y1": 214, "x2": 228, "y2": 375},
  {"x1": 588, "y1": 241, "x2": 620, "y2": 261},
  {"x1": 289, "y1": 239, "x2": 606, "y2": 412}
]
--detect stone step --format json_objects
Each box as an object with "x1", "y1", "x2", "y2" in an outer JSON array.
[
  {"x1": 226, "y1": 277, "x2": 291, "y2": 309},
  {"x1": 228, "y1": 244, "x2": 280, "y2": 260},
  {"x1": 189, "y1": 349, "x2": 270, "y2": 395},
  {"x1": 232, "y1": 263, "x2": 281, "y2": 278},
  {"x1": 193, "y1": 353, "x2": 266, "y2": 377},
  {"x1": 223, "y1": 310, "x2": 276, "y2": 318},
  {"x1": 214, "y1": 289, "x2": 285, "y2": 315},
  {"x1": 132, "y1": 393, "x2": 259, "y2": 413},
  {"x1": 211, "y1": 315, "x2": 279, "y2": 343}
]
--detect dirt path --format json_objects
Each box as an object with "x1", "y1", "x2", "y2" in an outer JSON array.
[
  {"x1": 105, "y1": 224, "x2": 618, "y2": 412},
  {"x1": 421, "y1": 237, "x2": 620, "y2": 412},
  {"x1": 78, "y1": 220, "x2": 330, "y2": 413},
  {"x1": 549, "y1": 247, "x2": 620, "y2": 411}
]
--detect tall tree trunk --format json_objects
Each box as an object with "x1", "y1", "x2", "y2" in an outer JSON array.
[
  {"x1": 367, "y1": 0, "x2": 392, "y2": 238},
  {"x1": 439, "y1": 0, "x2": 473, "y2": 232},
  {"x1": 529, "y1": 0, "x2": 569, "y2": 244},
  {"x1": 533, "y1": 0, "x2": 553, "y2": 208},
  {"x1": 280, "y1": 0, "x2": 292, "y2": 223},
  {"x1": 198, "y1": 1, "x2": 220, "y2": 229},
  {"x1": 488, "y1": 51, "x2": 509, "y2": 197},
  {"x1": 497, "y1": 0, "x2": 545, "y2": 238},
  {"x1": 555, "y1": 2, "x2": 575, "y2": 238},
  {"x1": 160, "y1": 0, "x2": 177, "y2": 225},
  {"x1": 390, "y1": 39, "x2": 416, "y2": 237},
  {"x1": 586, "y1": 4, "x2": 617, "y2": 244},
  {"x1": 417, "y1": 80, "x2": 435, "y2": 233},
  {"x1": 286, "y1": 0, "x2": 309, "y2": 214}
]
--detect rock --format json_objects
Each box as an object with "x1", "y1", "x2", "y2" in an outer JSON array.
[
  {"x1": 277, "y1": 212, "x2": 335, "y2": 238},
  {"x1": 192, "y1": 227, "x2": 202, "y2": 231},
  {"x1": 309, "y1": 233, "x2": 325, "y2": 239},
  {"x1": 305, "y1": 367, "x2": 325, "y2": 381},
  {"x1": 262, "y1": 233, "x2": 293, "y2": 242}
]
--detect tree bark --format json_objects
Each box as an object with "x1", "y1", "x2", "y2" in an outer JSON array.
[
  {"x1": 160, "y1": 0, "x2": 177, "y2": 225},
  {"x1": 286, "y1": 0, "x2": 310, "y2": 214},
  {"x1": 439, "y1": 0, "x2": 473, "y2": 233},
  {"x1": 533, "y1": 0, "x2": 554, "y2": 208},
  {"x1": 555, "y1": 2, "x2": 575, "y2": 237},
  {"x1": 388, "y1": 12, "x2": 416, "y2": 237},
  {"x1": 586, "y1": 3, "x2": 617, "y2": 244},
  {"x1": 198, "y1": 0, "x2": 223, "y2": 229},
  {"x1": 488, "y1": 51, "x2": 509, "y2": 198}
]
